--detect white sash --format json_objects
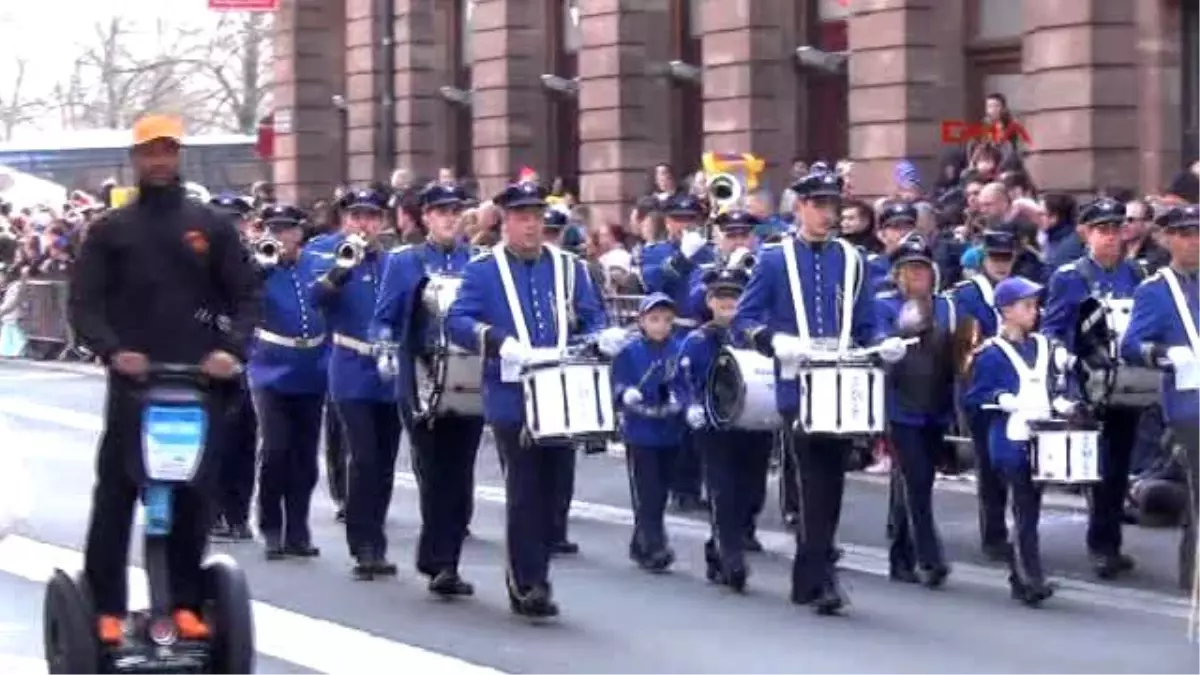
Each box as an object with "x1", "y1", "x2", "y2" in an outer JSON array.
[
  {"x1": 781, "y1": 236, "x2": 859, "y2": 350},
  {"x1": 992, "y1": 334, "x2": 1051, "y2": 441},
  {"x1": 971, "y1": 275, "x2": 1001, "y2": 334},
  {"x1": 1161, "y1": 268, "x2": 1200, "y2": 352},
  {"x1": 492, "y1": 243, "x2": 569, "y2": 351}
]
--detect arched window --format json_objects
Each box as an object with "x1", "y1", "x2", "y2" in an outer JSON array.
[
  {"x1": 446, "y1": 0, "x2": 475, "y2": 179},
  {"x1": 669, "y1": 0, "x2": 703, "y2": 185},
  {"x1": 965, "y1": 0, "x2": 1023, "y2": 123},
  {"x1": 545, "y1": 0, "x2": 580, "y2": 192}
]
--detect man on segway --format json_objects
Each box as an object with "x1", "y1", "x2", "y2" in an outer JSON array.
[{"x1": 66, "y1": 114, "x2": 262, "y2": 646}]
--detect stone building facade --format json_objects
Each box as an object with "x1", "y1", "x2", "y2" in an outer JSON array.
[{"x1": 272, "y1": 0, "x2": 1198, "y2": 220}]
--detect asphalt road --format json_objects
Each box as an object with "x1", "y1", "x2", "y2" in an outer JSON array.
[{"x1": 0, "y1": 359, "x2": 1195, "y2": 673}]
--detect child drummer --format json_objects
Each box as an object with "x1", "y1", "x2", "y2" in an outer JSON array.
[
  {"x1": 612, "y1": 293, "x2": 687, "y2": 572},
  {"x1": 677, "y1": 265, "x2": 771, "y2": 593},
  {"x1": 965, "y1": 276, "x2": 1083, "y2": 606}
]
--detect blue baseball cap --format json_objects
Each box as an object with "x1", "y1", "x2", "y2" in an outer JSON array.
[
  {"x1": 1079, "y1": 197, "x2": 1125, "y2": 227},
  {"x1": 994, "y1": 276, "x2": 1043, "y2": 308},
  {"x1": 638, "y1": 292, "x2": 676, "y2": 315}
]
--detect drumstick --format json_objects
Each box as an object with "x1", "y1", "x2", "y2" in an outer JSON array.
[{"x1": 843, "y1": 336, "x2": 920, "y2": 360}]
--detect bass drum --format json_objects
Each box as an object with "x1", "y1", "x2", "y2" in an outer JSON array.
[
  {"x1": 706, "y1": 347, "x2": 780, "y2": 431},
  {"x1": 1074, "y1": 296, "x2": 1158, "y2": 408},
  {"x1": 411, "y1": 275, "x2": 483, "y2": 417}
]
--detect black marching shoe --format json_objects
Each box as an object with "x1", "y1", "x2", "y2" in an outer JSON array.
[
  {"x1": 509, "y1": 585, "x2": 559, "y2": 619},
  {"x1": 264, "y1": 533, "x2": 286, "y2": 561},
  {"x1": 639, "y1": 548, "x2": 675, "y2": 573},
  {"x1": 1009, "y1": 575, "x2": 1055, "y2": 607},
  {"x1": 811, "y1": 578, "x2": 848, "y2": 616},
  {"x1": 352, "y1": 556, "x2": 375, "y2": 581},
  {"x1": 551, "y1": 540, "x2": 580, "y2": 556},
  {"x1": 428, "y1": 570, "x2": 475, "y2": 598},
  {"x1": 372, "y1": 557, "x2": 399, "y2": 576},
  {"x1": 724, "y1": 567, "x2": 748, "y2": 593},
  {"x1": 888, "y1": 565, "x2": 920, "y2": 584},
  {"x1": 920, "y1": 564, "x2": 950, "y2": 589},
  {"x1": 284, "y1": 541, "x2": 321, "y2": 558},
  {"x1": 743, "y1": 534, "x2": 764, "y2": 553},
  {"x1": 1090, "y1": 551, "x2": 1135, "y2": 580}
]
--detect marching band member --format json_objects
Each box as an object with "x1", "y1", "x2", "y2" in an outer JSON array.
[
  {"x1": 371, "y1": 182, "x2": 481, "y2": 597},
  {"x1": 1120, "y1": 204, "x2": 1200, "y2": 593},
  {"x1": 311, "y1": 187, "x2": 402, "y2": 580},
  {"x1": 640, "y1": 193, "x2": 713, "y2": 512},
  {"x1": 248, "y1": 204, "x2": 327, "y2": 560},
  {"x1": 679, "y1": 265, "x2": 766, "y2": 592},
  {"x1": 875, "y1": 234, "x2": 954, "y2": 587},
  {"x1": 864, "y1": 201, "x2": 918, "y2": 295},
  {"x1": 736, "y1": 170, "x2": 905, "y2": 614},
  {"x1": 612, "y1": 292, "x2": 685, "y2": 572},
  {"x1": 950, "y1": 228, "x2": 1018, "y2": 560},
  {"x1": 1042, "y1": 198, "x2": 1145, "y2": 578},
  {"x1": 445, "y1": 180, "x2": 611, "y2": 618},
  {"x1": 965, "y1": 276, "x2": 1081, "y2": 606}
]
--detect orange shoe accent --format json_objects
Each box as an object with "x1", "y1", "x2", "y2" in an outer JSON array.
[
  {"x1": 173, "y1": 609, "x2": 210, "y2": 640},
  {"x1": 97, "y1": 615, "x2": 125, "y2": 645}
]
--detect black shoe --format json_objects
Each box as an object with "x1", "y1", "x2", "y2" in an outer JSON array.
[
  {"x1": 725, "y1": 567, "x2": 748, "y2": 593},
  {"x1": 227, "y1": 523, "x2": 254, "y2": 541},
  {"x1": 743, "y1": 535, "x2": 764, "y2": 553},
  {"x1": 512, "y1": 585, "x2": 559, "y2": 618},
  {"x1": 264, "y1": 533, "x2": 286, "y2": 561},
  {"x1": 1012, "y1": 580, "x2": 1055, "y2": 607},
  {"x1": 640, "y1": 548, "x2": 675, "y2": 573},
  {"x1": 1090, "y1": 552, "x2": 1135, "y2": 580},
  {"x1": 551, "y1": 540, "x2": 579, "y2": 556},
  {"x1": 920, "y1": 564, "x2": 950, "y2": 589},
  {"x1": 889, "y1": 565, "x2": 919, "y2": 584},
  {"x1": 812, "y1": 579, "x2": 848, "y2": 616},
  {"x1": 372, "y1": 558, "x2": 398, "y2": 576},
  {"x1": 352, "y1": 557, "x2": 375, "y2": 581},
  {"x1": 790, "y1": 586, "x2": 820, "y2": 605},
  {"x1": 429, "y1": 570, "x2": 475, "y2": 597},
  {"x1": 284, "y1": 542, "x2": 320, "y2": 558}
]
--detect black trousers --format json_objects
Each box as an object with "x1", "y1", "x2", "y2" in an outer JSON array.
[
  {"x1": 671, "y1": 429, "x2": 702, "y2": 500},
  {"x1": 969, "y1": 409, "x2": 1009, "y2": 549},
  {"x1": 744, "y1": 431, "x2": 772, "y2": 537},
  {"x1": 84, "y1": 376, "x2": 231, "y2": 615},
  {"x1": 698, "y1": 430, "x2": 772, "y2": 574},
  {"x1": 888, "y1": 422, "x2": 946, "y2": 571},
  {"x1": 1000, "y1": 464, "x2": 1045, "y2": 586},
  {"x1": 253, "y1": 389, "x2": 323, "y2": 546},
  {"x1": 216, "y1": 386, "x2": 256, "y2": 527},
  {"x1": 626, "y1": 444, "x2": 678, "y2": 558},
  {"x1": 323, "y1": 396, "x2": 348, "y2": 505},
  {"x1": 787, "y1": 430, "x2": 850, "y2": 596},
  {"x1": 1173, "y1": 421, "x2": 1199, "y2": 592},
  {"x1": 335, "y1": 400, "x2": 402, "y2": 558},
  {"x1": 1086, "y1": 406, "x2": 1140, "y2": 556},
  {"x1": 408, "y1": 413, "x2": 483, "y2": 577},
  {"x1": 493, "y1": 426, "x2": 575, "y2": 592}
]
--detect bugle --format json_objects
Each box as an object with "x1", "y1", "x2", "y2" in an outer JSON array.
[
  {"x1": 255, "y1": 237, "x2": 282, "y2": 267},
  {"x1": 335, "y1": 234, "x2": 367, "y2": 268}
]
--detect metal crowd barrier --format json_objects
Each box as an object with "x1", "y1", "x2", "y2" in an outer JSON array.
[{"x1": 16, "y1": 279, "x2": 77, "y2": 359}]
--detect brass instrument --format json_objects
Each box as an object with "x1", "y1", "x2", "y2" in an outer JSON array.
[
  {"x1": 183, "y1": 182, "x2": 211, "y2": 204},
  {"x1": 700, "y1": 151, "x2": 767, "y2": 222},
  {"x1": 254, "y1": 237, "x2": 282, "y2": 267},
  {"x1": 335, "y1": 234, "x2": 367, "y2": 268}
]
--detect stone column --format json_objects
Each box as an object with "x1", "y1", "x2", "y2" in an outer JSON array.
[
  {"x1": 345, "y1": 0, "x2": 382, "y2": 183},
  {"x1": 699, "y1": 0, "x2": 799, "y2": 193},
  {"x1": 391, "y1": 0, "x2": 444, "y2": 177},
  {"x1": 1021, "y1": 0, "x2": 1139, "y2": 193},
  {"x1": 1135, "y1": 0, "x2": 1183, "y2": 193},
  {"x1": 576, "y1": 0, "x2": 672, "y2": 224},
  {"x1": 845, "y1": 0, "x2": 947, "y2": 200},
  {"x1": 271, "y1": 0, "x2": 346, "y2": 203},
  {"x1": 470, "y1": 0, "x2": 551, "y2": 198}
]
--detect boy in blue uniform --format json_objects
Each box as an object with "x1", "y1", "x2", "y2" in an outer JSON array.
[
  {"x1": 864, "y1": 201, "x2": 918, "y2": 295},
  {"x1": 679, "y1": 266, "x2": 769, "y2": 592},
  {"x1": 875, "y1": 234, "x2": 954, "y2": 587},
  {"x1": 612, "y1": 293, "x2": 685, "y2": 572},
  {"x1": 966, "y1": 276, "x2": 1081, "y2": 606},
  {"x1": 248, "y1": 204, "x2": 328, "y2": 560}
]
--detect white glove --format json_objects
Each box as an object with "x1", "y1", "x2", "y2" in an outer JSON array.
[
  {"x1": 1052, "y1": 397, "x2": 1077, "y2": 416},
  {"x1": 1052, "y1": 346, "x2": 1076, "y2": 371},
  {"x1": 499, "y1": 338, "x2": 530, "y2": 366},
  {"x1": 996, "y1": 393, "x2": 1020, "y2": 413},
  {"x1": 680, "y1": 230, "x2": 706, "y2": 259},
  {"x1": 878, "y1": 336, "x2": 909, "y2": 364},
  {"x1": 621, "y1": 388, "x2": 643, "y2": 407},
  {"x1": 771, "y1": 334, "x2": 808, "y2": 364},
  {"x1": 727, "y1": 246, "x2": 752, "y2": 269},
  {"x1": 596, "y1": 327, "x2": 629, "y2": 358},
  {"x1": 376, "y1": 352, "x2": 398, "y2": 379},
  {"x1": 667, "y1": 393, "x2": 680, "y2": 411},
  {"x1": 686, "y1": 404, "x2": 706, "y2": 429},
  {"x1": 1167, "y1": 346, "x2": 1196, "y2": 367}
]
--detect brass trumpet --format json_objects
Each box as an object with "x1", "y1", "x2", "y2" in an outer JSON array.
[
  {"x1": 255, "y1": 237, "x2": 282, "y2": 267},
  {"x1": 707, "y1": 173, "x2": 743, "y2": 217},
  {"x1": 335, "y1": 234, "x2": 368, "y2": 268}
]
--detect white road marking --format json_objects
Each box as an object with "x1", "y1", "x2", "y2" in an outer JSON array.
[
  {"x1": 0, "y1": 535, "x2": 503, "y2": 675},
  {"x1": 0, "y1": 399, "x2": 1190, "y2": 621},
  {"x1": 0, "y1": 372, "x2": 87, "y2": 383}
]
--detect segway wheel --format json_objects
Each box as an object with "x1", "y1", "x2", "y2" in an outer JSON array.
[
  {"x1": 201, "y1": 554, "x2": 255, "y2": 674},
  {"x1": 43, "y1": 570, "x2": 100, "y2": 674}
]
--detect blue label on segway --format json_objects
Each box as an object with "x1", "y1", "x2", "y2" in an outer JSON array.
[
  {"x1": 142, "y1": 405, "x2": 207, "y2": 483},
  {"x1": 142, "y1": 484, "x2": 173, "y2": 535}
]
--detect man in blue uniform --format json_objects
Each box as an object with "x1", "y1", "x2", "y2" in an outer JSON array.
[
  {"x1": 640, "y1": 194, "x2": 714, "y2": 512},
  {"x1": 445, "y1": 180, "x2": 611, "y2": 618},
  {"x1": 306, "y1": 223, "x2": 350, "y2": 522},
  {"x1": 1120, "y1": 203, "x2": 1200, "y2": 593},
  {"x1": 950, "y1": 228, "x2": 1018, "y2": 560},
  {"x1": 864, "y1": 201, "x2": 918, "y2": 295},
  {"x1": 736, "y1": 170, "x2": 907, "y2": 614},
  {"x1": 371, "y1": 182, "x2": 481, "y2": 596},
  {"x1": 311, "y1": 187, "x2": 402, "y2": 580},
  {"x1": 1042, "y1": 197, "x2": 1146, "y2": 578},
  {"x1": 248, "y1": 204, "x2": 328, "y2": 560}
]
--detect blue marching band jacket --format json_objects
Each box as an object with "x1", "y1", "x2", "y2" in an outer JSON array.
[{"x1": 611, "y1": 331, "x2": 686, "y2": 447}]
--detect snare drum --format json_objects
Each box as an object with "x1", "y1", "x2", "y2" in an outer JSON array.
[
  {"x1": 796, "y1": 356, "x2": 885, "y2": 436},
  {"x1": 707, "y1": 347, "x2": 780, "y2": 431},
  {"x1": 1028, "y1": 418, "x2": 1101, "y2": 484},
  {"x1": 1076, "y1": 296, "x2": 1158, "y2": 408},
  {"x1": 413, "y1": 274, "x2": 483, "y2": 416},
  {"x1": 522, "y1": 357, "x2": 615, "y2": 443}
]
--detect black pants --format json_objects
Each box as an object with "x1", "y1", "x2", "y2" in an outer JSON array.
[
  {"x1": 551, "y1": 445, "x2": 577, "y2": 545},
  {"x1": 671, "y1": 428, "x2": 702, "y2": 500},
  {"x1": 216, "y1": 387, "x2": 256, "y2": 527},
  {"x1": 323, "y1": 396, "x2": 348, "y2": 505},
  {"x1": 1173, "y1": 421, "x2": 1199, "y2": 592},
  {"x1": 888, "y1": 422, "x2": 946, "y2": 571},
  {"x1": 626, "y1": 444, "x2": 678, "y2": 558},
  {"x1": 788, "y1": 430, "x2": 850, "y2": 596},
  {"x1": 253, "y1": 390, "x2": 323, "y2": 546},
  {"x1": 1087, "y1": 406, "x2": 1140, "y2": 556},
  {"x1": 494, "y1": 426, "x2": 575, "y2": 592},
  {"x1": 699, "y1": 430, "x2": 772, "y2": 574},
  {"x1": 336, "y1": 400, "x2": 402, "y2": 558},
  {"x1": 969, "y1": 409, "x2": 1009, "y2": 549},
  {"x1": 1000, "y1": 464, "x2": 1045, "y2": 587},
  {"x1": 743, "y1": 431, "x2": 772, "y2": 537},
  {"x1": 84, "y1": 376, "x2": 230, "y2": 615},
  {"x1": 408, "y1": 414, "x2": 483, "y2": 577}
]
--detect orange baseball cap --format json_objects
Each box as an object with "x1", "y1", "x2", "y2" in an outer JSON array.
[{"x1": 131, "y1": 115, "x2": 184, "y2": 147}]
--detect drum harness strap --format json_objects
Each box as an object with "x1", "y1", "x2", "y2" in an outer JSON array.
[
  {"x1": 970, "y1": 275, "x2": 1002, "y2": 335},
  {"x1": 989, "y1": 334, "x2": 1051, "y2": 443},
  {"x1": 1161, "y1": 268, "x2": 1200, "y2": 354},
  {"x1": 1074, "y1": 259, "x2": 1145, "y2": 406}
]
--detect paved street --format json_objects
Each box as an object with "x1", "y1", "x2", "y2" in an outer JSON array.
[{"x1": 0, "y1": 359, "x2": 1195, "y2": 673}]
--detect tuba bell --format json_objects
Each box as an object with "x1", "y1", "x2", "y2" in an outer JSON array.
[
  {"x1": 700, "y1": 151, "x2": 767, "y2": 225},
  {"x1": 255, "y1": 237, "x2": 282, "y2": 267},
  {"x1": 706, "y1": 173, "x2": 743, "y2": 217},
  {"x1": 335, "y1": 234, "x2": 367, "y2": 268}
]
